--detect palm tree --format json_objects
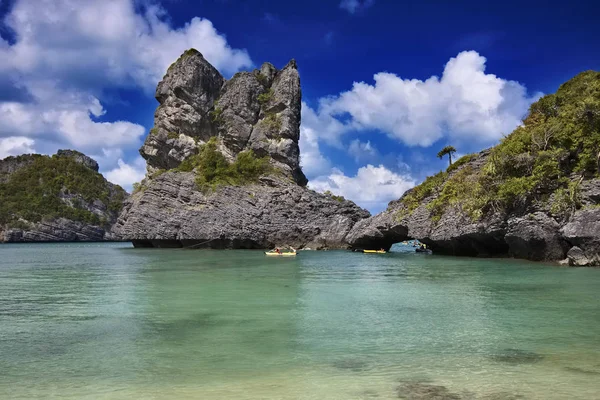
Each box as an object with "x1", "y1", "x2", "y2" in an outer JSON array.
[{"x1": 437, "y1": 145, "x2": 457, "y2": 167}]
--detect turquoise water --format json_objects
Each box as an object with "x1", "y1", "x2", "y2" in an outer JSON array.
[{"x1": 0, "y1": 243, "x2": 599, "y2": 399}]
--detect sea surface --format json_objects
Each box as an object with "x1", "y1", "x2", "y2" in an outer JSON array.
[{"x1": 0, "y1": 242, "x2": 599, "y2": 399}]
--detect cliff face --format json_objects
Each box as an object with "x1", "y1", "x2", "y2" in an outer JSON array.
[
  {"x1": 0, "y1": 151, "x2": 127, "y2": 242},
  {"x1": 114, "y1": 49, "x2": 369, "y2": 248},
  {"x1": 347, "y1": 71, "x2": 600, "y2": 266}
]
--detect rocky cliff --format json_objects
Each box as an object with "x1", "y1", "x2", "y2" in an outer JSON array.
[
  {"x1": 0, "y1": 151, "x2": 127, "y2": 242},
  {"x1": 114, "y1": 49, "x2": 369, "y2": 248},
  {"x1": 347, "y1": 71, "x2": 600, "y2": 266}
]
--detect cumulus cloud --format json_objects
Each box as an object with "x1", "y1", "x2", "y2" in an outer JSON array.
[
  {"x1": 1, "y1": 0, "x2": 252, "y2": 91},
  {"x1": 339, "y1": 0, "x2": 374, "y2": 14},
  {"x1": 309, "y1": 164, "x2": 415, "y2": 213},
  {"x1": 309, "y1": 51, "x2": 539, "y2": 148},
  {"x1": 0, "y1": 0, "x2": 252, "y2": 178},
  {"x1": 104, "y1": 157, "x2": 147, "y2": 192},
  {"x1": 0, "y1": 136, "x2": 36, "y2": 159}
]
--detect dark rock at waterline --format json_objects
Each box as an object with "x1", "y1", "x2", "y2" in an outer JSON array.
[
  {"x1": 488, "y1": 348, "x2": 544, "y2": 365},
  {"x1": 346, "y1": 149, "x2": 600, "y2": 266}
]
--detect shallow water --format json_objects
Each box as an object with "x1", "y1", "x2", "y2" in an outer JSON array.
[{"x1": 0, "y1": 242, "x2": 599, "y2": 399}]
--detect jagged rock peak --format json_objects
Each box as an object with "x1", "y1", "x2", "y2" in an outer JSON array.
[
  {"x1": 140, "y1": 48, "x2": 307, "y2": 186},
  {"x1": 56, "y1": 149, "x2": 99, "y2": 172},
  {"x1": 115, "y1": 50, "x2": 369, "y2": 249}
]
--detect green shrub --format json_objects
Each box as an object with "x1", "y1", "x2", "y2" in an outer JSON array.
[
  {"x1": 427, "y1": 167, "x2": 490, "y2": 221},
  {"x1": 210, "y1": 107, "x2": 224, "y2": 125},
  {"x1": 174, "y1": 137, "x2": 272, "y2": 191},
  {"x1": 447, "y1": 154, "x2": 474, "y2": 173},
  {"x1": 167, "y1": 132, "x2": 179, "y2": 140},
  {"x1": 324, "y1": 190, "x2": 346, "y2": 202},
  {"x1": 132, "y1": 182, "x2": 144, "y2": 194},
  {"x1": 258, "y1": 89, "x2": 273, "y2": 105},
  {"x1": 263, "y1": 113, "x2": 282, "y2": 134},
  {"x1": 551, "y1": 179, "x2": 582, "y2": 217},
  {"x1": 398, "y1": 171, "x2": 447, "y2": 216}
]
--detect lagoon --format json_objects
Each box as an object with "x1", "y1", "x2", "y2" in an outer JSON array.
[{"x1": 0, "y1": 243, "x2": 599, "y2": 399}]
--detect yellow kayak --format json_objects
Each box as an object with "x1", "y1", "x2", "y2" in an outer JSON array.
[
  {"x1": 363, "y1": 250, "x2": 386, "y2": 254},
  {"x1": 265, "y1": 251, "x2": 297, "y2": 256}
]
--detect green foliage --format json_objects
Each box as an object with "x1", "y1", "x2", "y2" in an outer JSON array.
[
  {"x1": 427, "y1": 167, "x2": 490, "y2": 222},
  {"x1": 447, "y1": 153, "x2": 474, "y2": 173},
  {"x1": 150, "y1": 169, "x2": 166, "y2": 179},
  {"x1": 0, "y1": 155, "x2": 126, "y2": 227},
  {"x1": 258, "y1": 89, "x2": 273, "y2": 105},
  {"x1": 263, "y1": 113, "x2": 282, "y2": 134},
  {"x1": 167, "y1": 132, "x2": 179, "y2": 140},
  {"x1": 399, "y1": 171, "x2": 447, "y2": 217},
  {"x1": 150, "y1": 127, "x2": 159, "y2": 136},
  {"x1": 132, "y1": 182, "x2": 144, "y2": 194},
  {"x1": 324, "y1": 190, "x2": 346, "y2": 202},
  {"x1": 551, "y1": 179, "x2": 582, "y2": 218},
  {"x1": 174, "y1": 137, "x2": 272, "y2": 191},
  {"x1": 399, "y1": 71, "x2": 600, "y2": 221},
  {"x1": 210, "y1": 107, "x2": 224, "y2": 126}
]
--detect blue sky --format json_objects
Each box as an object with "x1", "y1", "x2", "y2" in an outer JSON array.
[{"x1": 0, "y1": 0, "x2": 598, "y2": 213}]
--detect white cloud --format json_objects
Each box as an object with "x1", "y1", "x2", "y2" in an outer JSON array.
[
  {"x1": 311, "y1": 51, "x2": 540, "y2": 148},
  {"x1": 104, "y1": 157, "x2": 147, "y2": 191},
  {"x1": 348, "y1": 139, "x2": 378, "y2": 163},
  {"x1": 0, "y1": 0, "x2": 252, "y2": 173},
  {"x1": 339, "y1": 0, "x2": 374, "y2": 14},
  {"x1": 1, "y1": 0, "x2": 252, "y2": 91},
  {"x1": 0, "y1": 136, "x2": 36, "y2": 159},
  {"x1": 309, "y1": 164, "x2": 415, "y2": 213}
]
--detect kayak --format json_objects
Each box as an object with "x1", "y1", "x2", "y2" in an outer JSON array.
[
  {"x1": 265, "y1": 251, "x2": 297, "y2": 256},
  {"x1": 363, "y1": 250, "x2": 386, "y2": 254}
]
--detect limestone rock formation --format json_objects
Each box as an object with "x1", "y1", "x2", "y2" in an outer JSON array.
[
  {"x1": 347, "y1": 71, "x2": 600, "y2": 265},
  {"x1": 115, "y1": 49, "x2": 369, "y2": 248},
  {"x1": 346, "y1": 149, "x2": 600, "y2": 265},
  {"x1": 0, "y1": 151, "x2": 126, "y2": 242}
]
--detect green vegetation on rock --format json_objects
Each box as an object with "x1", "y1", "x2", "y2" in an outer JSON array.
[
  {"x1": 167, "y1": 132, "x2": 179, "y2": 140},
  {"x1": 210, "y1": 106, "x2": 224, "y2": 125},
  {"x1": 174, "y1": 137, "x2": 272, "y2": 191},
  {"x1": 258, "y1": 89, "x2": 273, "y2": 105},
  {"x1": 324, "y1": 190, "x2": 346, "y2": 202},
  {"x1": 263, "y1": 113, "x2": 282, "y2": 134},
  {"x1": 0, "y1": 154, "x2": 126, "y2": 227},
  {"x1": 398, "y1": 71, "x2": 600, "y2": 222}
]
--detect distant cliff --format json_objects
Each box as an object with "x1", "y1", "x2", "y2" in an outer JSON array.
[
  {"x1": 347, "y1": 71, "x2": 600, "y2": 266},
  {"x1": 0, "y1": 150, "x2": 127, "y2": 242},
  {"x1": 114, "y1": 49, "x2": 369, "y2": 248}
]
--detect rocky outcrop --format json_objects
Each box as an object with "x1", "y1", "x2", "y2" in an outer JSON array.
[
  {"x1": 346, "y1": 149, "x2": 600, "y2": 265},
  {"x1": 115, "y1": 173, "x2": 368, "y2": 249},
  {"x1": 140, "y1": 49, "x2": 307, "y2": 185},
  {"x1": 347, "y1": 70, "x2": 600, "y2": 266},
  {"x1": 0, "y1": 151, "x2": 126, "y2": 242},
  {"x1": 115, "y1": 49, "x2": 368, "y2": 248}
]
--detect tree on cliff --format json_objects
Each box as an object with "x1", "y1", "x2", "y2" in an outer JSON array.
[{"x1": 437, "y1": 146, "x2": 457, "y2": 166}]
